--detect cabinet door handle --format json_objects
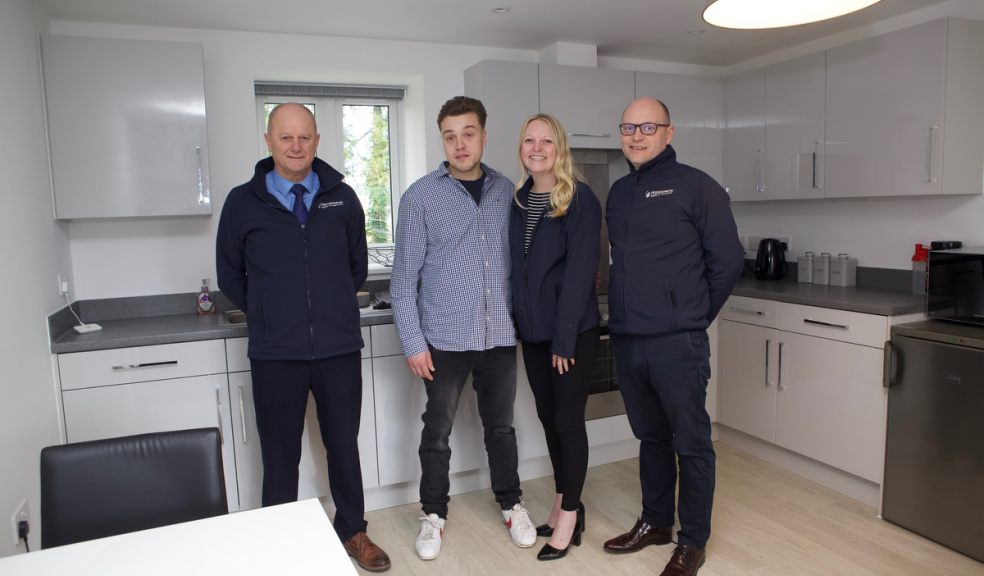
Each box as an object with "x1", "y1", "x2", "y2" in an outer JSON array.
[
  {"x1": 568, "y1": 132, "x2": 611, "y2": 138},
  {"x1": 926, "y1": 125, "x2": 938, "y2": 184},
  {"x1": 195, "y1": 146, "x2": 209, "y2": 206},
  {"x1": 729, "y1": 306, "x2": 764, "y2": 317},
  {"x1": 764, "y1": 339, "x2": 771, "y2": 388},
  {"x1": 755, "y1": 148, "x2": 765, "y2": 193},
  {"x1": 803, "y1": 318, "x2": 849, "y2": 330},
  {"x1": 812, "y1": 140, "x2": 823, "y2": 189},
  {"x1": 215, "y1": 388, "x2": 225, "y2": 446},
  {"x1": 777, "y1": 341, "x2": 784, "y2": 391},
  {"x1": 238, "y1": 382, "x2": 247, "y2": 445},
  {"x1": 883, "y1": 340, "x2": 894, "y2": 388},
  {"x1": 111, "y1": 360, "x2": 178, "y2": 370}
]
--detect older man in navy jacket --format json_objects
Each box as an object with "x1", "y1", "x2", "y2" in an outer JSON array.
[
  {"x1": 217, "y1": 103, "x2": 390, "y2": 572},
  {"x1": 602, "y1": 98, "x2": 744, "y2": 576}
]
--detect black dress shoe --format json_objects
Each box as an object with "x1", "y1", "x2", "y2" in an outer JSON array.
[
  {"x1": 603, "y1": 518, "x2": 673, "y2": 554},
  {"x1": 536, "y1": 505, "x2": 585, "y2": 561},
  {"x1": 536, "y1": 502, "x2": 585, "y2": 538},
  {"x1": 659, "y1": 545, "x2": 705, "y2": 576}
]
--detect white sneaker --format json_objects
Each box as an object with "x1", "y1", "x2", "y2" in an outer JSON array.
[
  {"x1": 502, "y1": 502, "x2": 537, "y2": 548},
  {"x1": 415, "y1": 513, "x2": 445, "y2": 560}
]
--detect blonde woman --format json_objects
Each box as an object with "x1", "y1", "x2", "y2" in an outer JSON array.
[{"x1": 508, "y1": 114, "x2": 602, "y2": 561}]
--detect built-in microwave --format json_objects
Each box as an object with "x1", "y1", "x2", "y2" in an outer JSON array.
[{"x1": 927, "y1": 247, "x2": 984, "y2": 326}]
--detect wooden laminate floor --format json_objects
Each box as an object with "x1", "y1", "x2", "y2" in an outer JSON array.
[{"x1": 360, "y1": 442, "x2": 984, "y2": 575}]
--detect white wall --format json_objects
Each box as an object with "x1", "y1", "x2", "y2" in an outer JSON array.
[
  {"x1": 48, "y1": 21, "x2": 537, "y2": 299},
  {"x1": 729, "y1": 0, "x2": 984, "y2": 270},
  {"x1": 0, "y1": 0, "x2": 73, "y2": 556}
]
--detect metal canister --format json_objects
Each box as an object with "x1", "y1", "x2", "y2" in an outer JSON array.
[
  {"x1": 829, "y1": 253, "x2": 858, "y2": 287},
  {"x1": 797, "y1": 251, "x2": 815, "y2": 283},
  {"x1": 812, "y1": 252, "x2": 831, "y2": 285}
]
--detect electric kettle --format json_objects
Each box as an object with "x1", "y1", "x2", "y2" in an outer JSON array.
[{"x1": 755, "y1": 238, "x2": 788, "y2": 280}]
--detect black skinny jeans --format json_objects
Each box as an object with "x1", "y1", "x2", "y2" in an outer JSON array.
[{"x1": 521, "y1": 328, "x2": 599, "y2": 512}]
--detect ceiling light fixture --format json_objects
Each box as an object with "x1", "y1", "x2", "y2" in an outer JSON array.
[
  {"x1": 702, "y1": 0, "x2": 882, "y2": 30},
  {"x1": 491, "y1": 6, "x2": 511, "y2": 15}
]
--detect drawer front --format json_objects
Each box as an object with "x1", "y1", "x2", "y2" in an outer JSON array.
[
  {"x1": 226, "y1": 337, "x2": 249, "y2": 373},
  {"x1": 370, "y1": 324, "x2": 403, "y2": 358},
  {"x1": 778, "y1": 303, "x2": 888, "y2": 348},
  {"x1": 59, "y1": 340, "x2": 227, "y2": 390},
  {"x1": 225, "y1": 327, "x2": 370, "y2": 372},
  {"x1": 721, "y1": 296, "x2": 780, "y2": 328}
]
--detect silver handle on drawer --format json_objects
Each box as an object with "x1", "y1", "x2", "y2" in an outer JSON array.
[
  {"x1": 215, "y1": 388, "x2": 225, "y2": 446},
  {"x1": 729, "y1": 307, "x2": 765, "y2": 317},
  {"x1": 569, "y1": 132, "x2": 611, "y2": 138},
  {"x1": 883, "y1": 340, "x2": 894, "y2": 388},
  {"x1": 111, "y1": 360, "x2": 178, "y2": 370},
  {"x1": 238, "y1": 383, "x2": 247, "y2": 445},
  {"x1": 777, "y1": 341, "x2": 785, "y2": 391},
  {"x1": 764, "y1": 339, "x2": 771, "y2": 388},
  {"x1": 926, "y1": 125, "x2": 938, "y2": 184},
  {"x1": 803, "y1": 318, "x2": 849, "y2": 330}
]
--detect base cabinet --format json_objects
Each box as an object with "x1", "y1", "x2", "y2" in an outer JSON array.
[{"x1": 719, "y1": 297, "x2": 889, "y2": 483}]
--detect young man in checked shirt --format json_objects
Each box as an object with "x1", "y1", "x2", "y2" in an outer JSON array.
[{"x1": 391, "y1": 96, "x2": 537, "y2": 560}]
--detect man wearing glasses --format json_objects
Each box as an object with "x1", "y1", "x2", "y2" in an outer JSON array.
[{"x1": 602, "y1": 97, "x2": 743, "y2": 576}]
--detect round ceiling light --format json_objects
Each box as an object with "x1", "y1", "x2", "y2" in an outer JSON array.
[{"x1": 702, "y1": 0, "x2": 883, "y2": 30}]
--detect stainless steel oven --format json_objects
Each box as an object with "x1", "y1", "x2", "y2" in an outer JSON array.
[{"x1": 585, "y1": 302, "x2": 626, "y2": 420}]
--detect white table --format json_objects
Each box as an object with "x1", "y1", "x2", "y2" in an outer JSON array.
[{"x1": 0, "y1": 499, "x2": 356, "y2": 575}]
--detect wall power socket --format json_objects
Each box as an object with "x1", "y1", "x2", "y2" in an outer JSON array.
[{"x1": 11, "y1": 499, "x2": 28, "y2": 546}]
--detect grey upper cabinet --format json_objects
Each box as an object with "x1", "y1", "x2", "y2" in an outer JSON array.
[
  {"x1": 765, "y1": 52, "x2": 826, "y2": 200},
  {"x1": 464, "y1": 60, "x2": 539, "y2": 183},
  {"x1": 825, "y1": 18, "x2": 984, "y2": 198},
  {"x1": 723, "y1": 68, "x2": 766, "y2": 201},
  {"x1": 43, "y1": 35, "x2": 211, "y2": 219},
  {"x1": 538, "y1": 64, "x2": 635, "y2": 149},
  {"x1": 635, "y1": 72, "x2": 723, "y2": 183}
]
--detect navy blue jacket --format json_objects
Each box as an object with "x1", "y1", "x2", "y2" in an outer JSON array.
[
  {"x1": 510, "y1": 179, "x2": 601, "y2": 359},
  {"x1": 606, "y1": 145, "x2": 743, "y2": 337},
  {"x1": 216, "y1": 157, "x2": 368, "y2": 360}
]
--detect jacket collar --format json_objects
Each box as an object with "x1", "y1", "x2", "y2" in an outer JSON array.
[
  {"x1": 250, "y1": 157, "x2": 344, "y2": 197},
  {"x1": 626, "y1": 144, "x2": 678, "y2": 176}
]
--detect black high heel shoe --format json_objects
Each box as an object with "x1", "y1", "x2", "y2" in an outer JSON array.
[
  {"x1": 536, "y1": 502, "x2": 584, "y2": 537},
  {"x1": 536, "y1": 504, "x2": 586, "y2": 561}
]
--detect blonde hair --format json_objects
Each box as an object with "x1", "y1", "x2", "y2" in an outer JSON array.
[{"x1": 514, "y1": 114, "x2": 581, "y2": 218}]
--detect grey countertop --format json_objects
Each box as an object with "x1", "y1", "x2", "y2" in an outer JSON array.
[
  {"x1": 51, "y1": 278, "x2": 923, "y2": 354},
  {"x1": 730, "y1": 276, "x2": 925, "y2": 316},
  {"x1": 50, "y1": 307, "x2": 395, "y2": 354}
]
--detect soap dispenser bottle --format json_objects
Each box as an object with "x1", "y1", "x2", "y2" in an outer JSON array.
[{"x1": 197, "y1": 278, "x2": 216, "y2": 315}]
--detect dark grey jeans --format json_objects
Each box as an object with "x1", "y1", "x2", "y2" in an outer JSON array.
[{"x1": 418, "y1": 345, "x2": 521, "y2": 518}]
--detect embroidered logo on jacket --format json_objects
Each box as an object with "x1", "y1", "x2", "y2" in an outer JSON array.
[
  {"x1": 319, "y1": 201, "x2": 345, "y2": 209},
  {"x1": 646, "y1": 189, "x2": 674, "y2": 198}
]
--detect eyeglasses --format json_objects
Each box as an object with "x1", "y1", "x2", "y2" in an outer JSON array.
[{"x1": 619, "y1": 122, "x2": 669, "y2": 136}]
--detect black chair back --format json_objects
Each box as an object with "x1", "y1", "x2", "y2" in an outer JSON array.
[{"x1": 40, "y1": 427, "x2": 228, "y2": 548}]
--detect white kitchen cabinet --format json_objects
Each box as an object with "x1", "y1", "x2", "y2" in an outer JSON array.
[
  {"x1": 718, "y1": 297, "x2": 888, "y2": 482},
  {"x1": 226, "y1": 328, "x2": 376, "y2": 512},
  {"x1": 464, "y1": 61, "x2": 539, "y2": 183},
  {"x1": 370, "y1": 324, "x2": 487, "y2": 486},
  {"x1": 538, "y1": 64, "x2": 635, "y2": 149},
  {"x1": 765, "y1": 52, "x2": 825, "y2": 200},
  {"x1": 825, "y1": 18, "x2": 984, "y2": 198},
  {"x1": 58, "y1": 341, "x2": 238, "y2": 511},
  {"x1": 43, "y1": 35, "x2": 211, "y2": 218},
  {"x1": 635, "y1": 72, "x2": 723, "y2": 182},
  {"x1": 722, "y1": 68, "x2": 766, "y2": 201}
]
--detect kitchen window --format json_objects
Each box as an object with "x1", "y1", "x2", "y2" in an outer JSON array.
[{"x1": 255, "y1": 83, "x2": 404, "y2": 247}]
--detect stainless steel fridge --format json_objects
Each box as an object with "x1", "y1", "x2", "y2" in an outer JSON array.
[{"x1": 883, "y1": 321, "x2": 984, "y2": 563}]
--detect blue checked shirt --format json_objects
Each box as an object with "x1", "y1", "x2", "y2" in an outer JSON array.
[{"x1": 391, "y1": 162, "x2": 516, "y2": 357}]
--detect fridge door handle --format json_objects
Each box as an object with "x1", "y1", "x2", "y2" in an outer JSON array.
[{"x1": 883, "y1": 340, "x2": 894, "y2": 388}]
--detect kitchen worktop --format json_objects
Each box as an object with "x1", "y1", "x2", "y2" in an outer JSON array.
[
  {"x1": 730, "y1": 276, "x2": 925, "y2": 316},
  {"x1": 50, "y1": 307, "x2": 395, "y2": 354}
]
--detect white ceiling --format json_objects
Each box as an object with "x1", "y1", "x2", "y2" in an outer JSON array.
[{"x1": 38, "y1": 0, "x2": 948, "y2": 66}]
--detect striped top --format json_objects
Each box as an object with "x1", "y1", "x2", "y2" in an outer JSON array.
[{"x1": 524, "y1": 191, "x2": 551, "y2": 256}]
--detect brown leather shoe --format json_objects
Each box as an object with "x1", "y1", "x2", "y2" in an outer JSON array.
[
  {"x1": 659, "y1": 545, "x2": 705, "y2": 576},
  {"x1": 343, "y1": 532, "x2": 392, "y2": 572},
  {"x1": 603, "y1": 518, "x2": 673, "y2": 554}
]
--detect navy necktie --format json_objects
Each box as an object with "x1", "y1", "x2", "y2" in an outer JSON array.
[{"x1": 290, "y1": 183, "x2": 309, "y2": 225}]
